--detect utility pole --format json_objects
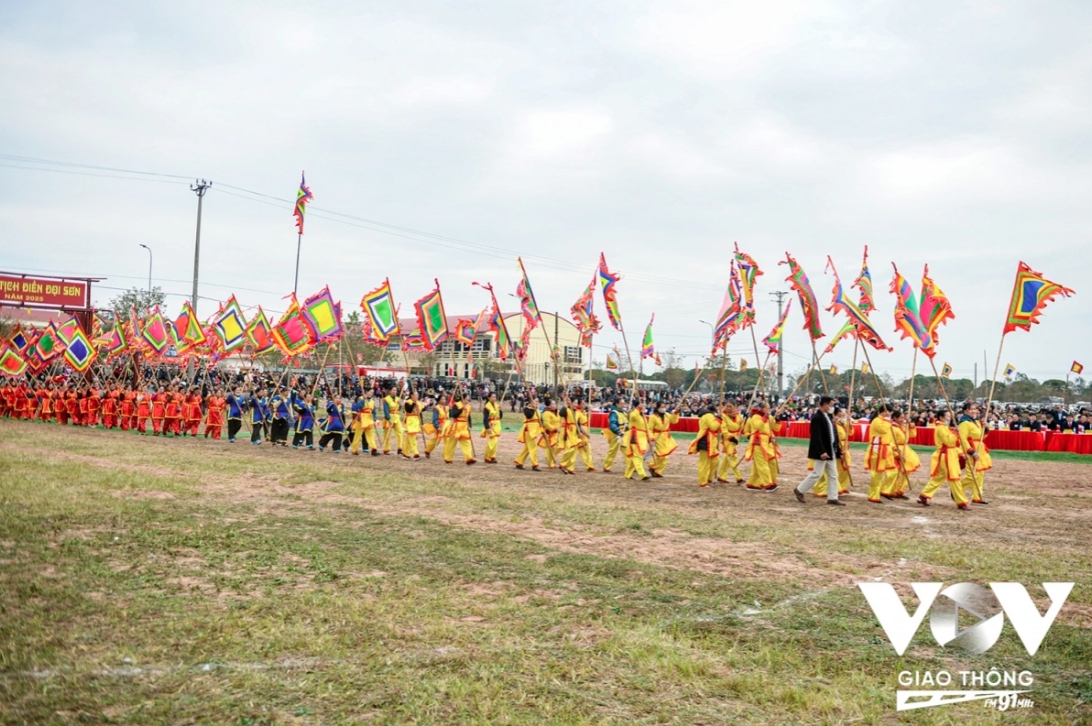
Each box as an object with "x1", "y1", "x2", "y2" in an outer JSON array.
[
  {"x1": 769, "y1": 290, "x2": 789, "y2": 401},
  {"x1": 190, "y1": 179, "x2": 212, "y2": 314}
]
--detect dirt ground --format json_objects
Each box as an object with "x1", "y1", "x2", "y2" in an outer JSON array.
[{"x1": 10, "y1": 419, "x2": 1092, "y2": 595}]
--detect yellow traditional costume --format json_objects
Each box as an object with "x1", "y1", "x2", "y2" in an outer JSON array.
[
  {"x1": 958, "y1": 416, "x2": 992, "y2": 503},
  {"x1": 688, "y1": 410, "x2": 721, "y2": 486},
  {"x1": 481, "y1": 400, "x2": 502, "y2": 463},
  {"x1": 558, "y1": 405, "x2": 581, "y2": 474},
  {"x1": 382, "y1": 391, "x2": 404, "y2": 454},
  {"x1": 443, "y1": 400, "x2": 475, "y2": 464},
  {"x1": 623, "y1": 407, "x2": 650, "y2": 480},
  {"x1": 403, "y1": 400, "x2": 422, "y2": 458},
  {"x1": 716, "y1": 411, "x2": 745, "y2": 484},
  {"x1": 865, "y1": 415, "x2": 897, "y2": 502},
  {"x1": 882, "y1": 423, "x2": 920, "y2": 497},
  {"x1": 575, "y1": 407, "x2": 595, "y2": 471},
  {"x1": 744, "y1": 412, "x2": 777, "y2": 490},
  {"x1": 514, "y1": 403, "x2": 541, "y2": 469},
  {"x1": 919, "y1": 424, "x2": 968, "y2": 507},
  {"x1": 426, "y1": 402, "x2": 449, "y2": 457},
  {"x1": 349, "y1": 397, "x2": 378, "y2": 455},
  {"x1": 538, "y1": 407, "x2": 562, "y2": 469},
  {"x1": 648, "y1": 409, "x2": 679, "y2": 476}
]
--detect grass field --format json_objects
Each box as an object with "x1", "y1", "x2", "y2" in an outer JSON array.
[{"x1": 2, "y1": 419, "x2": 1091, "y2": 724}]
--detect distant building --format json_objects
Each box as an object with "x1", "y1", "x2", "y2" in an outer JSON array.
[{"x1": 391, "y1": 312, "x2": 585, "y2": 385}]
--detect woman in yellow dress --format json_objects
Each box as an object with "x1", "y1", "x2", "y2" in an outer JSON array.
[
  {"x1": 623, "y1": 399, "x2": 650, "y2": 481},
  {"x1": 514, "y1": 395, "x2": 542, "y2": 470},
  {"x1": 648, "y1": 401, "x2": 680, "y2": 477},
  {"x1": 917, "y1": 409, "x2": 970, "y2": 510},
  {"x1": 716, "y1": 403, "x2": 745, "y2": 484},
  {"x1": 958, "y1": 402, "x2": 993, "y2": 504},
  {"x1": 882, "y1": 410, "x2": 919, "y2": 499},
  {"x1": 403, "y1": 393, "x2": 423, "y2": 459},
  {"x1": 688, "y1": 403, "x2": 721, "y2": 487},
  {"x1": 481, "y1": 392, "x2": 502, "y2": 464},
  {"x1": 573, "y1": 399, "x2": 596, "y2": 471},
  {"x1": 865, "y1": 409, "x2": 897, "y2": 503},
  {"x1": 443, "y1": 392, "x2": 476, "y2": 465},
  {"x1": 744, "y1": 403, "x2": 778, "y2": 491}
]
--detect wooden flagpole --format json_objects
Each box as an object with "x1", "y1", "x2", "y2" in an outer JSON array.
[
  {"x1": 984, "y1": 334, "x2": 1007, "y2": 431},
  {"x1": 928, "y1": 356, "x2": 957, "y2": 421},
  {"x1": 812, "y1": 340, "x2": 830, "y2": 396},
  {"x1": 847, "y1": 338, "x2": 860, "y2": 414},
  {"x1": 746, "y1": 350, "x2": 772, "y2": 413}
]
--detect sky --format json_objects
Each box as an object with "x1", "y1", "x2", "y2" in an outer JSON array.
[{"x1": 1, "y1": 0, "x2": 1089, "y2": 384}]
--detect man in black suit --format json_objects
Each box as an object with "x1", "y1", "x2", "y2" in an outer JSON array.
[{"x1": 794, "y1": 396, "x2": 846, "y2": 506}]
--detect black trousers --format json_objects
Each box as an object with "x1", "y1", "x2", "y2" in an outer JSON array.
[
  {"x1": 228, "y1": 419, "x2": 242, "y2": 441},
  {"x1": 272, "y1": 418, "x2": 289, "y2": 443},
  {"x1": 251, "y1": 421, "x2": 263, "y2": 443},
  {"x1": 293, "y1": 430, "x2": 313, "y2": 447},
  {"x1": 319, "y1": 431, "x2": 343, "y2": 451}
]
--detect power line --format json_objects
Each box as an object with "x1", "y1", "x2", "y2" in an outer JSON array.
[{"x1": 3, "y1": 153, "x2": 726, "y2": 291}]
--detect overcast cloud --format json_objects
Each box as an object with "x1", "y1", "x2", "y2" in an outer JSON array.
[{"x1": 1, "y1": 1, "x2": 1088, "y2": 382}]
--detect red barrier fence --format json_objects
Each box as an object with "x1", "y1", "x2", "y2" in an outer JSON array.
[{"x1": 584, "y1": 413, "x2": 1090, "y2": 454}]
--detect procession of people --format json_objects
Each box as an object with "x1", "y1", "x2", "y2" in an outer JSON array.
[{"x1": 0, "y1": 367, "x2": 1004, "y2": 512}]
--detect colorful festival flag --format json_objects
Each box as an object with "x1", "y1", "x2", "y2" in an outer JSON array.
[
  {"x1": 99, "y1": 323, "x2": 129, "y2": 359},
  {"x1": 740, "y1": 359, "x2": 748, "y2": 372},
  {"x1": 1003, "y1": 262, "x2": 1074, "y2": 334},
  {"x1": 825, "y1": 257, "x2": 890, "y2": 351},
  {"x1": 1004, "y1": 363, "x2": 1017, "y2": 381},
  {"x1": 762, "y1": 300, "x2": 791, "y2": 355},
  {"x1": 890, "y1": 263, "x2": 932, "y2": 354},
  {"x1": 598, "y1": 253, "x2": 623, "y2": 331},
  {"x1": 293, "y1": 171, "x2": 313, "y2": 235},
  {"x1": 829, "y1": 365, "x2": 838, "y2": 376},
  {"x1": 919, "y1": 265, "x2": 954, "y2": 351},
  {"x1": 33, "y1": 323, "x2": 63, "y2": 364},
  {"x1": 854, "y1": 246, "x2": 875, "y2": 312},
  {"x1": 570, "y1": 275, "x2": 601, "y2": 346},
  {"x1": 733, "y1": 243, "x2": 763, "y2": 328},
  {"x1": 302, "y1": 287, "x2": 343, "y2": 342},
  {"x1": 454, "y1": 318, "x2": 477, "y2": 346},
  {"x1": 781, "y1": 253, "x2": 824, "y2": 340},
  {"x1": 214, "y1": 296, "x2": 248, "y2": 353},
  {"x1": 641, "y1": 314, "x2": 655, "y2": 359},
  {"x1": 62, "y1": 326, "x2": 97, "y2": 372},
  {"x1": 413, "y1": 280, "x2": 448, "y2": 351},
  {"x1": 403, "y1": 333, "x2": 426, "y2": 352},
  {"x1": 245, "y1": 307, "x2": 276, "y2": 354},
  {"x1": 140, "y1": 309, "x2": 171, "y2": 355},
  {"x1": 7, "y1": 325, "x2": 30, "y2": 355},
  {"x1": 605, "y1": 353, "x2": 618, "y2": 370},
  {"x1": 0, "y1": 344, "x2": 28, "y2": 377},
  {"x1": 271, "y1": 297, "x2": 317, "y2": 357},
  {"x1": 176, "y1": 300, "x2": 208, "y2": 347},
  {"x1": 713, "y1": 260, "x2": 743, "y2": 352},
  {"x1": 822, "y1": 320, "x2": 856, "y2": 355},
  {"x1": 1072, "y1": 361, "x2": 1084, "y2": 375},
  {"x1": 861, "y1": 363, "x2": 869, "y2": 374},
  {"x1": 360, "y1": 280, "x2": 400, "y2": 342},
  {"x1": 516, "y1": 257, "x2": 544, "y2": 330},
  {"x1": 57, "y1": 316, "x2": 81, "y2": 345},
  {"x1": 941, "y1": 362, "x2": 953, "y2": 379}
]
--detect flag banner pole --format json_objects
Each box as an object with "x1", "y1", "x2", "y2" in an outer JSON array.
[
  {"x1": 847, "y1": 338, "x2": 859, "y2": 412},
  {"x1": 928, "y1": 356, "x2": 957, "y2": 421},
  {"x1": 906, "y1": 348, "x2": 919, "y2": 416},
  {"x1": 860, "y1": 342, "x2": 913, "y2": 492},
  {"x1": 775, "y1": 347, "x2": 829, "y2": 414},
  {"x1": 749, "y1": 324, "x2": 763, "y2": 399},
  {"x1": 985, "y1": 333, "x2": 1007, "y2": 428},
  {"x1": 812, "y1": 340, "x2": 830, "y2": 396},
  {"x1": 746, "y1": 350, "x2": 772, "y2": 413}
]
